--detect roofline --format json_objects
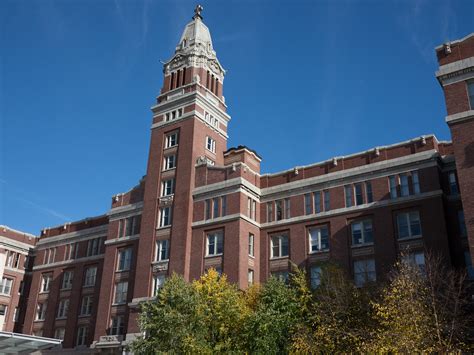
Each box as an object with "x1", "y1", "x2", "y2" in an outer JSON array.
[
  {"x1": 435, "y1": 32, "x2": 474, "y2": 50},
  {"x1": 0, "y1": 225, "x2": 37, "y2": 239},
  {"x1": 41, "y1": 214, "x2": 108, "y2": 233},
  {"x1": 224, "y1": 146, "x2": 262, "y2": 161}
]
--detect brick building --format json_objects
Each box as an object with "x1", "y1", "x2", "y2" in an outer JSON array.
[{"x1": 1, "y1": 7, "x2": 474, "y2": 353}]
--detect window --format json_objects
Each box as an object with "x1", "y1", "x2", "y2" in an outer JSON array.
[
  {"x1": 76, "y1": 326, "x2": 88, "y2": 346},
  {"x1": 165, "y1": 132, "x2": 178, "y2": 148},
  {"x1": 120, "y1": 215, "x2": 141, "y2": 237},
  {"x1": 163, "y1": 155, "x2": 176, "y2": 170},
  {"x1": 354, "y1": 259, "x2": 376, "y2": 286},
  {"x1": 13, "y1": 307, "x2": 18, "y2": 322},
  {"x1": 117, "y1": 248, "x2": 132, "y2": 271},
  {"x1": 267, "y1": 202, "x2": 273, "y2": 222},
  {"x1": 284, "y1": 198, "x2": 291, "y2": 219},
  {"x1": 205, "y1": 199, "x2": 211, "y2": 220},
  {"x1": 365, "y1": 181, "x2": 373, "y2": 203},
  {"x1": 397, "y1": 211, "x2": 422, "y2": 239},
  {"x1": 249, "y1": 234, "x2": 255, "y2": 257},
  {"x1": 248, "y1": 269, "x2": 254, "y2": 286},
  {"x1": 0, "y1": 278, "x2": 12, "y2": 295},
  {"x1": 323, "y1": 190, "x2": 330, "y2": 211},
  {"x1": 161, "y1": 179, "x2": 175, "y2": 196},
  {"x1": 0, "y1": 305, "x2": 7, "y2": 318},
  {"x1": 464, "y1": 251, "x2": 474, "y2": 279},
  {"x1": 110, "y1": 315, "x2": 125, "y2": 336},
  {"x1": 458, "y1": 210, "x2": 467, "y2": 237},
  {"x1": 412, "y1": 171, "x2": 420, "y2": 194},
  {"x1": 61, "y1": 271, "x2": 74, "y2": 290},
  {"x1": 468, "y1": 81, "x2": 474, "y2": 110},
  {"x1": 86, "y1": 238, "x2": 102, "y2": 257},
  {"x1": 153, "y1": 275, "x2": 166, "y2": 296},
  {"x1": 206, "y1": 136, "x2": 216, "y2": 153},
  {"x1": 247, "y1": 198, "x2": 257, "y2": 220},
  {"x1": 400, "y1": 174, "x2": 409, "y2": 197},
  {"x1": 54, "y1": 328, "x2": 65, "y2": 340},
  {"x1": 271, "y1": 270, "x2": 289, "y2": 283},
  {"x1": 84, "y1": 266, "x2": 97, "y2": 287},
  {"x1": 41, "y1": 274, "x2": 52, "y2": 293},
  {"x1": 57, "y1": 299, "x2": 69, "y2": 319},
  {"x1": 5, "y1": 251, "x2": 20, "y2": 269},
  {"x1": 43, "y1": 247, "x2": 56, "y2": 264},
  {"x1": 80, "y1": 295, "x2": 93, "y2": 316},
  {"x1": 271, "y1": 235, "x2": 289, "y2": 258},
  {"x1": 351, "y1": 220, "x2": 374, "y2": 245},
  {"x1": 221, "y1": 196, "x2": 227, "y2": 216},
  {"x1": 448, "y1": 171, "x2": 459, "y2": 195},
  {"x1": 114, "y1": 281, "x2": 128, "y2": 304},
  {"x1": 65, "y1": 242, "x2": 78, "y2": 260},
  {"x1": 159, "y1": 207, "x2": 172, "y2": 227},
  {"x1": 345, "y1": 185, "x2": 353, "y2": 207},
  {"x1": 304, "y1": 194, "x2": 312, "y2": 215},
  {"x1": 156, "y1": 240, "x2": 169, "y2": 261},
  {"x1": 36, "y1": 302, "x2": 47, "y2": 321},
  {"x1": 314, "y1": 191, "x2": 322, "y2": 213},
  {"x1": 309, "y1": 226, "x2": 329, "y2": 252},
  {"x1": 213, "y1": 197, "x2": 220, "y2": 218},
  {"x1": 389, "y1": 176, "x2": 398, "y2": 199},
  {"x1": 401, "y1": 252, "x2": 425, "y2": 270},
  {"x1": 18, "y1": 281, "x2": 24, "y2": 295},
  {"x1": 275, "y1": 200, "x2": 283, "y2": 221},
  {"x1": 310, "y1": 266, "x2": 322, "y2": 289},
  {"x1": 355, "y1": 183, "x2": 364, "y2": 205},
  {"x1": 206, "y1": 231, "x2": 223, "y2": 256}
]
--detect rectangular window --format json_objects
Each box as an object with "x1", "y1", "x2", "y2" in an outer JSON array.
[
  {"x1": 57, "y1": 299, "x2": 69, "y2": 319},
  {"x1": 161, "y1": 179, "x2": 175, "y2": 196},
  {"x1": 110, "y1": 315, "x2": 125, "y2": 336},
  {"x1": 323, "y1": 190, "x2": 330, "y2": 211},
  {"x1": 54, "y1": 328, "x2": 65, "y2": 340},
  {"x1": 271, "y1": 235, "x2": 289, "y2": 258},
  {"x1": 365, "y1": 181, "x2": 373, "y2": 203},
  {"x1": 41, "y1": 274, "x2": 52, "y2": 293},
  {"x1": 304, "y1": 194, "x2": 312, "y2": 215},
  {"x1": 114, "y1": 281, "x2": 128, "y2": 304},
  {"x1": 205, "y1": 199, "x2": 211, "y2": 220},
  {"x1": 0, "y1": 278, "x2": 13, "y2": 295},
  {"x1": 389, "y1": 176, "x2": 398, "y2": 199},
  {"x1": 351, "y1": 220, "x2": 374, "y2": 245},
  {"x1": 221, "y1": 196, "x2": 227, "y2": 216},
  {"x1": 159, "y1": 207, "x2": 172, "y2": 227},
  {"x1": 165, "y1": 132, "x2": 178, "y2": 148},
  {"x1": 206, "y1": 136, "x2": 216, "y2": 153},
  {"x1": 65, "y1": 242, "x2": 78, "y2": 260},
  {"x1": 310, "y1": 266, "x2": 322, "y2": 289},
  {"x1": 84, "y1": 266, "x2": 97, "y2": 287},
  {"x1": 284, "y1": 198, "x2": 291, "y2": 219},
  {"x1": 163, "y1": 155, "x2": 176, "y2": 170},
  {"x1": 252, "y1": 200, "x2": 257, "y2": 220},
  {"x1": 156, "y1": 240, "x2": 169, "y2": 261},
  {"x1": 123, "y1": 215, "x2": 141, "y2": 236},
  {"x1": 213, "y1": 197, "x2": 220, "y2": 218},
  {"x1": 400, "y1": 174, "x2": 409, "y2": 197},
  {"x1": 206, "y1": 231, "x2": 224, "y2": 256},
  {"x1": 76, "y1": 326, "x2": 88, "y2": 346},
  {"x1": 13, "y1": 307, "x2": 18, "y2": 322},
  {"x1": 275, "y1": 200, "x2": 283, "y2": 221},
  {"x1": 448, "y1": 171, "x2": 459, "y2": 195},
  {"x1": 354, "y1": 259, "x2": 376, "y2": 286},
  {"x1": 401, "y1": 252, "x2": 425, "y2": 271},
  {"x1": 86, "y1": 238, "x2": 101, "y2": 257},
  {"x1": 314, "y1": 191, "x2": 321, "y2": 213},
  {"x1": 117, "y1": 248, "x2": 132, "y2": 271},
  {"x1": 36, "y1": 302, "x2": 47, "y2": 321},
  {"x1": 267, "y1": 202, "x2": 273, "y2": 222},
  {"x1": 458, "y1": 210, "x2": 467, "y2": 237},
  {"x1": 468, "y1": 81, "x2": 474, "y2": 110},
  {"x1": 309, "y1": 226, "x2": 329, "y2": 252},
  {"x1": 397, "y1": 211, "x2": 422, "y2": 239},
  {"x1": 43, "y1": 247, "x2": 57, "y2": 264},
  {"x1": 61, "y1": 271, "x2": 74, "y2": 290},
  {"x1": 248, "y1": 269, "x2": 254, "y2": 286},
  {"x1": 80, "y1": 295, "x2": 93, "y2": 316},
  {"x1": 355, "y1": 183, "x2": 364, "y2": 205},
  {"x1": 345, "y1": 185, "x2": 353, "y2": 207},
  {"x1": 248, "y1": 234, "x2": 255, "y2": 257},
  {"x1": 153, "y1": 275, "x2": 166, "y2": 296},
  {"x1": 247, "y1": 198, "x2": 256, "y2": 220},
  {"x1": 412, "y1": 171, "x2": 420, "y2": 194}
]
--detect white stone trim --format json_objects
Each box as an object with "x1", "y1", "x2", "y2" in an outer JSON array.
[
  {"x1": 0, "y1": 237, "x2": 35, "y2": 253},
  {"x1": 4, "y1": 266, "x2": 25, "y2": 275},
  {"x1": 32, "y1": 254, "x2": 104, "y2": 271},
  {"x1": 261, "y1": 190, "x2": 443, "y2": 229},
  {"x1": 104, "y1": 235, "x2": 140, "y2": 246},
  {"x1": 445, "y1": 110, "x2": 474, "y2": 125},
  {"x1": 193, "y1": 177, "x2": 262, "y2": 199},
  {"x1": 107, "y1": 202, "x2": 143, "y2": 221},
  {"x1": 224, "y1": 147, "x2": 261, "y2": 162},
  {"x1": 435, "y1": 33, "x2": 474, "y2": 50},
  {"x1": 193, "y1": 185, "x2": 259, "y2": 202},
  {"x1": 36, "y1": 225, "x2": 109, "y2": 248},
  {"x1": 436, "y1": 57, "x2": 474, "y2": 78},
  {"x1": 192, "y1": 213, "x2": 261, "y2": 229}
]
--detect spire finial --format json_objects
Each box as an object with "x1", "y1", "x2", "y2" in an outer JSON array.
[{"x1": 193, "y1": 4, "x2": 203, "y2": 20}]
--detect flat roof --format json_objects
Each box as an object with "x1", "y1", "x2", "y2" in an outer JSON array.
[{"x1": 0, "y1": 331, "x2": 61, "y2": 353}]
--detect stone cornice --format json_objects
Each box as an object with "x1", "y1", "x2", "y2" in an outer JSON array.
[{"x1": 446, "y1": 110, "x2": 474, "y2": 126}]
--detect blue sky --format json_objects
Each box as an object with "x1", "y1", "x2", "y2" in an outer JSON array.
[{"x1": 1, "y1": 0, "x2": 473, "y2": 235}]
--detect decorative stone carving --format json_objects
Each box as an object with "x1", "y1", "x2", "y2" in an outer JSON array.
[
  {"x1": 159, "y1": 195, "x2": 174, "y2": 205},
  {"x1": 152, "y1": 262, "x2": 169, "y2": 272}
]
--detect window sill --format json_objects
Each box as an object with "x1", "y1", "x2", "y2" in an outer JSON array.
[
  {"x1": 82, "y1": 284, "x2": 95, "y2": 289},
  {"x1": 157, "y1": 225, "x2": 172, "y2": 230},
  {"x1": 162, "y1": 167, "x2": 176, "y2": 173},
  {"x1": 248, "y1": 255, "x2": 255, "y2": 259},
  {"x1": 39, "y1": 291, "x2": 50, "y2": 294},
  {"x1": 60, "y1": 288, "x2": 72, "y2": 291},
  {"x1": 34, "y1": 319, "x2": 45, "y2": 323},
  {"x1": 78, "y1": 314, "x2": 91, "y2": 318},
  {"x1": 309, "y1": 250, "x2": 329, "y2": 255},
  {"x1": 164, "y1": 145, "x2": 178, "y2": 150},
  {"x1": 398, "y1": 235, "x2": 422, "y2": 242},
  {"x1": 112, "y1": 302, "x2": 127, "y2": 306},
  {"x1": 56, "y1": 317, "x2": 67, "y2": 320},
  {"x1": 152, "y1": 259, "x2": 169, "y2": 264},
  {"x1": 270, "y1": 256, "x2": 289, "y2": 260},
  {"x1": 0, "y1": 293, "x2": 11, "y2": 297},
  {"x1": 351, "y1": 243, "x2": 374, "y2": 249},
  {"x1": 205, "y1": 254, "x2": 223, "y2": 258},
  {"x1": 115, "y1": 269, "x2": 131, "y2": 273}
]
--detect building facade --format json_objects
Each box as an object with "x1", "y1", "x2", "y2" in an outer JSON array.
[{"x1": 2, "y1": 7, "x2": 474, "y2": 353}]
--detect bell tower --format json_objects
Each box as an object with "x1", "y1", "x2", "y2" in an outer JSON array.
[{"x1": 126, "y1": 5, "x2": 231, "y2": 333}]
